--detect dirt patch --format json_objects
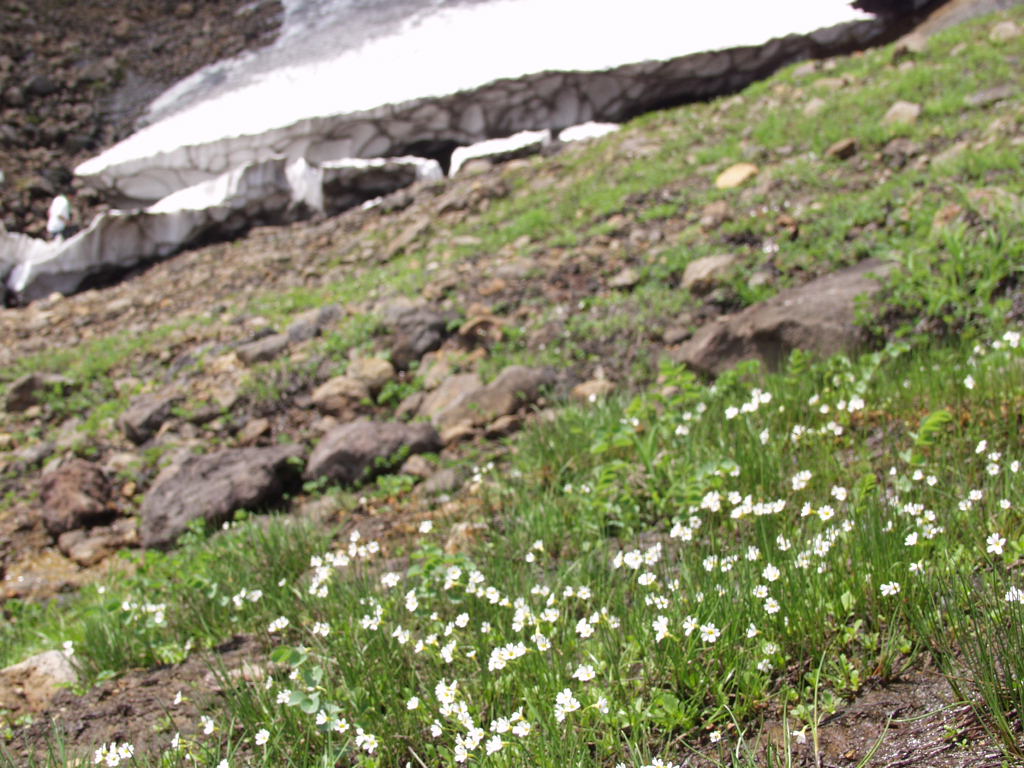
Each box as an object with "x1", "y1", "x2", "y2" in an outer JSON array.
[
  {"x1": 681, "y1": 662, "x2": 1004, "y2": 768},
  {"x1": 0, "y1": 0, "x2": 283, "y2": 236},
  {"x1": 2, "y1": 634, "x2": 265, "y2": 765}
]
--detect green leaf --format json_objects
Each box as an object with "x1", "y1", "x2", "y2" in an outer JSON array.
[
  {"x1": 270, "y1": 645, "x2": 307, "y2": 666},
  {"x1": 840, "y1": 590, "x2": 855, "y2": 614},
  {"x1": 300, "y1": 692, "x2": 321, "y2": 714},
  {"x1": 915, "y1": 409, "x2": 953, "y2": 448}
]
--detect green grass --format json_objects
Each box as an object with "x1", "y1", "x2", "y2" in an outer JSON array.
[
  {"x1": 8, "y1": 329, "x2": 1024, "y2": 767},
  {"x1": 0, "y1": 516, "x2": 330, "y2": 680}
]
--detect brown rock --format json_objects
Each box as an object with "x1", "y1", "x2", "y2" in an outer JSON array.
[
  {"x1": 400, "y1": 454, "x2": 434, "y2": 478},
  {"x1": 39, "y1": 459, "x2": 112, "y2": 536},
  {"x1": 990, "y1": 19, "x2": 1022, "y2": 42},
  {"x1": 663, "y1": 326, "x2": 692, "y2": 345},
  {"x1": 882, "y1": 137, "x2": 922, "y2": 168},
  {"x1": 881, "y1": 100, "x2": 921, "y2": 127},
  {"x1": 139, "y1": 445, "x2": 304, "y2": 548},
  {"x1": 57, "y1": 519, "x2": 136, "y2": 566},
  {"x1": 347, "y1": 357, "x2": 395, "y2": 394},
  {"x1": 932, "y1": 203, "x2": 964, "y2": 231},
  {"x1": 824, "y1": 137, "x2": 858, "y2": 160},
  {"x1": 571, "y1": 379, "x2": 616, "y2": 402},
  {"x1": 433, "y1": 366, "x2": 555, "y2": 431},
  {"x1": 965, "y1": 187, "x2": 1022, "y2": 219},
  {"x1": 0, "y1": 651, "x2": 78, "y2": 715},
  {"x1": 421, "y1": 352, "x2": 454, "y2": 390},
  {"x1": 458, "y1": 314, "x2": 505, "y2": 347},
  {"x1": 441, "y1": 423, "x2": 478, "y2": 445},
  {"x1": 485, "y1": 414, "x2": 522, "y2": 438},
  {"x1": 813, "y1": 76, "x2": 846, "y2": 91},
  {"x1": 237, "y1": 417, "x2": 271, "y2": 444},
  {"x1": 715, "y1": 162, "x2": 759, "y2": 189},
  {"x1": 311, "y1": 376, "x2": 370, "y2": 416},
  {"x1": 395, "y1": 391, "x2": 426, "y2": 420},
  {"x1": 5, "y1": 373, "x2": 74, "y2": 413},
  {"x1": 478, "y1": 277, "x2": 508, "y2": 296},
  {"x1": 386, "y1": 216, "x2": 431, "y2": 259},
  {"x1": 682, "y1": 253, "x2": 738, "y2": 295},
  {"x1": 305, "y1": 420, "x2": 441, "y2": 485},
  {"x1": 444, "y1": 521, "x2": 488, "y2": 554},
  {"x1": 675, "y1": 260, "x2": 897, "y2": 376},
  {"x1": 608, "y1": 267, "x2": 641, "y2": 289},
  {"x1": 418, "y1": 373, "x2": 483, "y2": 423},
  {"x1": 699, "y1": 200, "x2": 732, "y2": 231},
  {"x1": 803, "y1": 97, "x2": 827, "y2": 118}
]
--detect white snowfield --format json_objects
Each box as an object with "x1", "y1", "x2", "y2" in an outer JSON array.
[
  {"x1": 76, "y1": 0, "x2": 871, "y2": 204},
  {"x1": 4, "y1": 156, "x2": 441, "y2": 302},
  {"x1": 3, "y1": 0, "x2": 895, "y2": 301}
]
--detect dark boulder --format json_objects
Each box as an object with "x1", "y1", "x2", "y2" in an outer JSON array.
[
  {"x1": 305, "y1": 420, "x2": 441, "y2": 486},
  {"x1": 139, "y1": 445, "x2": 303, "y2": 549},
  {"x1": 675, "y1": 260, "x2": 896, "y2": 376}
]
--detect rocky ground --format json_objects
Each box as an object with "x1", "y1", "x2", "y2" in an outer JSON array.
[
  {"x1": 1, "y1": 1, "x2": 1023, "y2": 765},
  {"x1": 0, "y1": 0, "x2": 282, "y2": 236}
]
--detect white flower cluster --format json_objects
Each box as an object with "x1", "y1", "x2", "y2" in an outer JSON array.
[{"x1": 93, "y1": 742, "x2": 134, "y2": 767}]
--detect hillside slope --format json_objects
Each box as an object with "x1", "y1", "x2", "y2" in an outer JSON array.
[{"x1": 1, "y1": 6, "x2": 1024, "y2": 767}]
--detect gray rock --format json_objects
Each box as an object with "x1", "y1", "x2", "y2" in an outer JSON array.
[
  {"x1": 24, "y1": 74, "x2": 59, "y2": 96},
  {"x1": 675, "y1": 260, "x2": 897, "y2": 376},
  {"x1": 139, "y1": 445, "x2": 304, "y2": 548},
  {"x1": 119, "y1": 392, "x2": 183, "y2": 444},
  {"x1": 305, "y1": 420, "x2": 442, "y2": 485},
  {"x1": 13, "y1": 440, "x2": 54, "y2": 468},
  {"x1": 5, "y1": 372, "x2": 74, "y2": 412},
  {"x1": 287, "y1": 304, "x2": 343, "y2": 342},
  {"x1": 395, "y1": 390, "x2": 426, "y2": 420},
  {"x1": 2, "y1": 86, "x2": 25, "y2": 107},
  {"x1": 39, "y1": 459, "x2": 112, "y2": 536},
  {"x1": 882, "y1": 137, "x2": 922, "y2": 168},
  {"x1": 964, "y1": 84, "x2": 1015, "y2": 108},
  {"x1": 236, "y1": 332, "x2": 289, "y2": 365},
  {"x1": 422, "y1": 467, "x2": 464, "y2": 496},
  {"x1": 390, "y1": 307, "x2": 448, "y2": 369}
]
